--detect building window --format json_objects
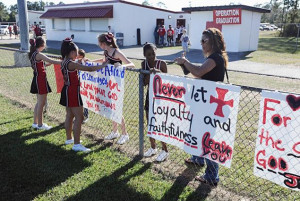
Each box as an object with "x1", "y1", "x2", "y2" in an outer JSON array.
[
  {"x1": 53, "y1": 19, "x2": 65, "y2": 30},
  {"x1": 90, "y1": 18, "x2": 108, "y2": 32},
  {"x1": 70, "y1": 18, "x2": 85, "y2": 31}
]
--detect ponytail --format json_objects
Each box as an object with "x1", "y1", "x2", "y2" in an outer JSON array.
[
  {"x1": 98, "y1": 33, "x2": 118, "y2": 49},
  {"x1": 61, "y1": 37, "x2": 78, "y2": 59},
  {"x1": 28, "y1": 37, "x2": 45, "y2": 59}
]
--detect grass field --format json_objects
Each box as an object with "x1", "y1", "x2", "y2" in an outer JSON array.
[
  {"x1": 245, "y1": 31, "x2": 300, "y2": 65},
  {"x1": 0, "y1": 47, "x2": 300, "y2": 201},
  {"x1": 0, "y1": 94, "x2": 203, "y2": 201}
]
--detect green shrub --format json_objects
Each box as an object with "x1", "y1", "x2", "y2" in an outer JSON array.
[{"x1": 280, "y1": 24, "x2": 299, "y2": 37}]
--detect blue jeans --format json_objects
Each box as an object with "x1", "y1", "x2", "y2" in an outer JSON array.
[
  {"x1": 83, "y1": 108, "x2": 89, "y2": 118},
  {"x1": 159, "y1": 35, "x2": 165, "y2": 46},
  {"x1": 191, "y1": 155, "x2": 219, "y2": 184}
]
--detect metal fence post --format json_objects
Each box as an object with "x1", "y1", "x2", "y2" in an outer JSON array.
[
  {"x1": 17, "y1": 0, "x2": 29, "y2": 51},
  {"x1": 138, "y1": 71, "x2": 144, "y2": 157}
]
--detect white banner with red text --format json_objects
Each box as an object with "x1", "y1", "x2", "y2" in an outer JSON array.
[
  {"x1": 147, "y1": 73, "x2": 240, "y2": 168},
  {"x1": 79, "y1": 63, "x2": 125, "y2": 124},
  {"x1": 254, "y1": 90, "x2": 300, "y2": 191}
]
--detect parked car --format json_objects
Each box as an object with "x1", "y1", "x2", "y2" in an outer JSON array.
[
  {"x1": 270, "y1": 24, "x2": 278, "y2": 30},
  {"x1": 0, "y1": 25, "x2": 9, "y2": 35},
  {"x1": 263, "y1": 26, "x2": 274, "y2": 31},
  {"x1": 39, "y1": 25, "x2": 46, "y2": 34},
  {"x1": 259, "y1": 26, "x2": 264, "y2": 31}
]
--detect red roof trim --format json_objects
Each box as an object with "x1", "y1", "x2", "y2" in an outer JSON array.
[{"x1": 40, "y1": 6, "x2": 113, "y2": 19}]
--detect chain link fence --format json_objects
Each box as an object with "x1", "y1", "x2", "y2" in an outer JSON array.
[{"x1": 0, "y1": 47, "x2": 299, "y2": 201}]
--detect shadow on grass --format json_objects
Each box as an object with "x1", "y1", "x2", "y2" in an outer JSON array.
[
  {"x1": 0, "y1": 65, "x2": 31, "y2": 69},
  {"x1": 0, "y1": 116, "x2": 32, "y2": 126},
  {"x1": 160, "y1": 167, "x2": 211, "y2": 201},
  {"x1": 0, "y1": 125, "x2": 91, "y2": 201},
  {"x1": 65, "y1": 156, "x2": 153, "y2": 201},
  {"x1": 184, "y1": 183, "x2": 214, "y2": 201}
]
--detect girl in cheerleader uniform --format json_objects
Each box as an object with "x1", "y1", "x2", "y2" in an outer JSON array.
[
  {"x1": 141, "y1": 43, "x2": 169, "y2": 162},
  {"x1": 94, "y1": 33, "x2": 135, "y2": 145},
  {"x1": 60, "y1": 38, "x2": 107, "y2": 152},
  {"x1": 29, "y1": 37, "x2": 61, "y2": 130}
]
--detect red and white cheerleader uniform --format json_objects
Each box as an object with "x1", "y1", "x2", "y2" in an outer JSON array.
[
  {"x1": 59, "y1": 59, "x2": 83, "y2": 107},
  {"x1": 143, "y1": 59, "x2": 161, "y2": 113},
  {"x1": 30, "y1": 51, "x2": 52, "y2": 94}
]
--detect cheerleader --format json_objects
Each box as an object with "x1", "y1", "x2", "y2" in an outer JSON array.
[
  {"x1": 95, "y1": 33, "x2": 135, "y2": 145},
  {"x1": 29, "y1": 37, "x2": 61, "y2": 130},
  {"x1": 141, "y1": 43, "x2": 169, "y2": 162},
  {"x1": 60, "y1": 38, "x2": 107, "y2": 152}
]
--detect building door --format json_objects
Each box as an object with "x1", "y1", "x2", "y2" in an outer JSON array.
[
  {"x1": 176, "y1": 19, "x2": 186, "y2": 27},
  {"x1": 156, "y1": 19, "x2": 164, "y2": 26}
]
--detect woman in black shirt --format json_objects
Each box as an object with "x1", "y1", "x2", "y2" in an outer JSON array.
[{"x1": 175, "y1": 28, "x2": 228, "y2": 186}]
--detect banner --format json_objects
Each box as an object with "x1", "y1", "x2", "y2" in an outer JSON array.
[
  {"x1": 254, "y1": 90, "x2": 300, "y2": 191},
  {"x1": 147, "y1": 73, "x2": 240, "y2": 168},
  {"x1": 213, "y1": 9, "x2": 241, "y2": 25},
  {"x1": 79, "y1": 62, "x2": 125, "y2": 124},
  {"x1": 54, "y1": 64, "x2": 64, "y2": 93}
]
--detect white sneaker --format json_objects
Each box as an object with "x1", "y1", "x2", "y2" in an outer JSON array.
[
  {"x1": 104, "y1": 132, "x2": 120, "y2": 140},
  {"x1": 72, "y1": 144, "x2": 91, "y2": 152},
  {"x1": 82, "y1": 117, "x2": 89, "y2": 124},
  {"x1": 37, "y1": 123, "x2": 52, "y2": 130},
  {"x1": 65, "y1": 139, "x2": 82, "y2": 145},
  {"x1": 117, "y1": 135, "x2": 129, "y2": 145},
  {"x1": 144, "y1": 148, "x2": 158, "y2": 157},
  {"x1": 65, "y1": 139, "x2": 74, "y2": 145},
  {"x1": 156, "y1": 150, "x2": 169, "y2": 162},
  {"x1": 32, "y1": 123, "x2": 38, "y2": 129}
]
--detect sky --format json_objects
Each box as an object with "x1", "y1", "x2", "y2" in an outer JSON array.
[{"x1": 2, "y1": 0, "x2": 271, "y2": 11}]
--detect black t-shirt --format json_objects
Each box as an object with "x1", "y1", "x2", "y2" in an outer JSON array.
[{"x1": 201, "y1": 53, "x2": 225, "y2": 82}]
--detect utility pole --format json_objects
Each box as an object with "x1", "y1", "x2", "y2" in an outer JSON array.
[
  {"x1": 296, "y1": 24, "x2": 300, "y2": 51},
  {"x1": 17, "y1": 0, "x2": 29, "y2": 51}
]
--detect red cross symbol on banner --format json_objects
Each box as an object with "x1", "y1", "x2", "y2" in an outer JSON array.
[{"x1": 210, "y1": 87, "x2": 234, "y2": 117}]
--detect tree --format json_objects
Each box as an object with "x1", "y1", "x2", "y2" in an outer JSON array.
[
  {"x1": 284, "y1": 0, "x2": 299, "y2": 22},
  {"x1": 142, "y1": 0, "x2": 151, "y2": 6},
  {"x1": 156, "y1": 1, "x2": 167, "y2": 9},
  {"x1": 8, "y1": 4, "x2": 18, "y2": 22},
  {"x1": 45, "y1": 2, "x2": 55, "y2": 6},
  {"x1": 255, "y1": 0, "x2": 285, "y2": 24},
  {"x1": 0, "y1": 2, "x2": 9, "y2": 22}
]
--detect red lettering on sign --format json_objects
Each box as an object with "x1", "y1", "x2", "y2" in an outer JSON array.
[
  {"x1": 256, "y1": 150, "x2": 266, "y2": 169},
  {"x1": 283, "y1": 173, "x2": 300, "y2": 189},
  {"x1": 107, "y1": 80, "x2": 120, "y2": 92},
  {"x1": 263, "y1": 98, "x2": 280, "y2": 124},
  {"x1": 201, "y1": 132, "x2": 233, "y2": 163},
  {"x1": 293, "y1": 142, "x2": 300, "y2": 154},
  {"x1": 153, "y1": 75, "x2": 186, "y2": 99},
  {"x1": 80, "y1": 89, "x2": 88, "y2": 97},
  {"x1": 258, "y1": 128, "x2": 285, "y2": 152}
]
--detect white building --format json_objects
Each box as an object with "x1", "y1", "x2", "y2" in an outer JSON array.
[
  {"x1": 16, "y1": 10, "x2": 45, "y2": 27},
  {"x1": 40, "y1": 0, "x2": 190, "y2": 46},
  {"x1": 182, "y1": 5, "x2": 270, "y2": 52}
]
